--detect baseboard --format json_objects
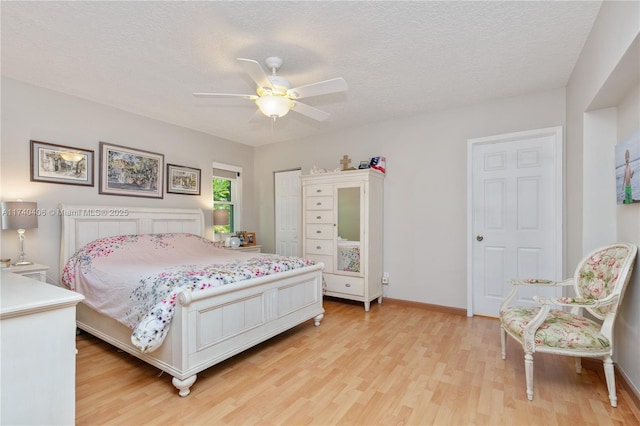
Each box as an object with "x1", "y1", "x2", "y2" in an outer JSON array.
[
  {"x1": 582, "y1": 357, "x2": 640, "y2": 412},
  {"x1": 382, "y1": 297, "x2": 467, "y2": 316}
]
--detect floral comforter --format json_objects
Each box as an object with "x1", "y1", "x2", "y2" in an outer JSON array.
[{"x1": 62, "y1": 233, "x2": 314, "y2": 353}]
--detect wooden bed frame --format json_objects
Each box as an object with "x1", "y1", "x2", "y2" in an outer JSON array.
[{"x1": 59, "y1": 204, "x2": 324, "y2": 396}]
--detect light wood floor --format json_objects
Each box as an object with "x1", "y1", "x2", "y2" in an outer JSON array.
[{"x1": 76, "y1": 298, "x2": 640, "y2": 425}]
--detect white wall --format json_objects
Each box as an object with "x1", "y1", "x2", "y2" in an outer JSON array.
[
  {"x1": 254, "y1": 88, "x2": 566, "y2": 308},
  {"x1": 0, "y1": 78, "x2": 256, "y2": 284},
  {"x1": 616, "y1": 83, "x2": 640, "y2": 396},
  {"x1": 566, "y1": 0, "x2": 640, "y2": 269},
  {"x1": 566, "y1": 0, "x2": 640, "y2": 398},
  {"x1": 582, "y1": 107, "x2": 618, "y2": 250}
]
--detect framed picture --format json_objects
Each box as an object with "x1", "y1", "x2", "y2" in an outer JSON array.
[
  {"x1": 167, "y1": 164, "x2": 201, "y2": 195},
  {"x1": 245, "y1": 232, "x2": 256, "y2": 246},
  {"x1": 615, "y1": 130, "x2": 639, "y2": 204},
  {"x1": 30, "y1": 140, "x2": 94, "y2": 186},
  {"x1": 99, "y1": 142, "x2": 163, "y2": 198}
]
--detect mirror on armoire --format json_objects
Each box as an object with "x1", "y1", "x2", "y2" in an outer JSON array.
[{"x1": 337, "y1": 186, "x2": 361, "y2": 273}]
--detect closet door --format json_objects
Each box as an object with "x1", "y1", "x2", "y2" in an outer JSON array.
[{"x1": 274, "y1": 169, "x2": 301, "y2": 256}]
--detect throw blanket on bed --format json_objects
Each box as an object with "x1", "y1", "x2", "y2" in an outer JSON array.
[{"x1": 62, "y1": 233, "x2": 314, "y2": 353}]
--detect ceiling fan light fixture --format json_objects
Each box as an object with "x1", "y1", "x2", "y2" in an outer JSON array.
[
  {"x1": 255, "y1": 95, "x2": 292, "y2": 118},
  {"x1": 194, "y1": 56, "x2": 347, "y2": 122}
]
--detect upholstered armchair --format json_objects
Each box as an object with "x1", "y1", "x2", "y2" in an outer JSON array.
[{"x1": 500, "y1": 243, "x2": 637, "y2": 407}]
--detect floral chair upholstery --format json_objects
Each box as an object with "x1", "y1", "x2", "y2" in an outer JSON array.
[{"x1": 499, "y1": 243, "x2": 637, "y2": 407}]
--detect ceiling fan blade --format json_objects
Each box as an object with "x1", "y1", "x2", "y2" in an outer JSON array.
[
  {"x1": 287, "y1": 77, "x2": 348, "y2": 100},
  {"x1": 248, "y1": 109, "x2": 265, "y2": 124},
  {"x1": 290, "y1": 100, "x2": 331, "y2": 121},
  {"x1": 193, "y1": 92, "x2": 258, "y2": 100},
  {"x1": 237, "y1": 58, "x2": 273, "y2": 91}
]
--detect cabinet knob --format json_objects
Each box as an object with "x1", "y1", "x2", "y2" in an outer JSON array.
[
  {"x1": 345, "y1": 283, "x2": 351, "y2": 287},
  {"x1": 316, "y1": 202, "x2": 322, "y2": 206},
  {"x1": 316, "y1": 246, "x2": 322, "y2": 249},
  {"x1": 316, "y1": 189, "x2": 322, "y2": 193},
  {"x1": 316, "y1": 216, "x2": 322, "y2": 219},
  {"x1": 316, "y1": 230, "x2": 322, "y2": 234}
]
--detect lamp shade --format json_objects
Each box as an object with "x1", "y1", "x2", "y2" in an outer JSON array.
[
  {"x1": 255, "y1": 95, "x2": 292, "y2": 118},
  {"x1": 1, "y1": 201, "x2": 38, "y2": 230},
  {"x1": 213, "y1": 209, "x2": 229, "y2": 226}
]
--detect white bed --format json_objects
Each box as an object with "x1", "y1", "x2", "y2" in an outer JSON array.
[{"x1": 59, "y1": 204, "x2": 324, "y2": 397}]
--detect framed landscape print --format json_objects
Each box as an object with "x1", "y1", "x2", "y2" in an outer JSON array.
[
  {"x1": 99, "y1": 142, "x2": 163, "y2": 198},
  {"x1": 30, "y1": 140, "x2": 94, "y2": 186},
  {"x1": 167, "y1": 164, "x2": 201, "y2": 195}
]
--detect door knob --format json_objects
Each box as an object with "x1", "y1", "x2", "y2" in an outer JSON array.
[{"x1": 476, "y1": 235, "x2": 484, "y2": 241}]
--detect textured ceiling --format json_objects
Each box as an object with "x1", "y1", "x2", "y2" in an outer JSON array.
[{"x1": 1, "y1": 1, "x2": 602, "y2": 147}]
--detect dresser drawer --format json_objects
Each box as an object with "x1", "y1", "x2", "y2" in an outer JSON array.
[
  {"x1": 306, "y1": 224, "x2": 333, "y2": 240},
  {"x1": 305, "y1": 239, "x2": 333, "y2": 255},
  {"x1": 306, "y1": 211, "x2": 333, "y2": 223},
  {"x1": 305, "y1": 196, "x2": 333, "y2": 210},
  {"x1": 305, "y1": 254, "x2": 333, "y2": 273},
  {"x1": 306, "y1": 184, "x2": 333, "y2": 196},
  {"x1": 324, "y1": 274, "x2": 364, "y2": 296}
]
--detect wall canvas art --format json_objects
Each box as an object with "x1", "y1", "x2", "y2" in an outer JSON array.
[
  {"x1": 615, "y1": 130, "x2": 640, "y2": 204},
  {"x1": 99, "y1": 142, "x2": 163, "y2": 198}
]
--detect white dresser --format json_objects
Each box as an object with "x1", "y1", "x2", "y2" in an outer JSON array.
[
  {"x1": 301, "y1": 169, "x2": 384, "y2": 311},
  {"x1": 0, "y1": 270, "x2": 84, "y2": 425}
]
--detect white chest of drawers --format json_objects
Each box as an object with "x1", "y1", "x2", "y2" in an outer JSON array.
[
  {"x1": 0, "y1": 270, "x2": 84, "y2": 425},
  {"x1": 301, "y1": 169, "x2": 385, "y2": 311}
]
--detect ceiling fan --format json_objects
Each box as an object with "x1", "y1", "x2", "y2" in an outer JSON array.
[{"x1": 194, "y1": 57, "x2": 348, "y2": 122}]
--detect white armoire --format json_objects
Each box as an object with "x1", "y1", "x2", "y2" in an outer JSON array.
[{"x1": 301, "y1": 169, "x2": 384, "y2": 311}]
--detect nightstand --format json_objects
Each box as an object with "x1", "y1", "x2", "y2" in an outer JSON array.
[
  {"x1": 6, "y1": 263, "x2": 49, "y2": 283},
  {"x1": 225, "y1": 245, "x2": 262, "y2": 253}
]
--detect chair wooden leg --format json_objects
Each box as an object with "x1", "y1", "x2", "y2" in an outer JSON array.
[
  {"x1": 500, "y1": 326, "x2": 506, "y2": 360},
  {"x1": 574, "y1": 356, "x2": 582, "y2": 374},
  {"x1": 524, "y1": 352, "x2": 534, "y2": 401},
  {"x1": 603, "y1": 356, "x2": 617, "y2": 407}
]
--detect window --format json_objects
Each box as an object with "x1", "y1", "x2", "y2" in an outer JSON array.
[{"x1": 212, "y1": 162, "x2": 242, "y2": 235}]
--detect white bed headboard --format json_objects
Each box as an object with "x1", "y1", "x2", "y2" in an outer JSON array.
[{"x1": 59, "y1": 204, "x2": 205, "y2": 272}]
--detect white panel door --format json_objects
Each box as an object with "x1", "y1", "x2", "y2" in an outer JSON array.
[
  {"x1": 275, "y1": 169, "x2": 302, "y2": 257},
  {"x1": 469, "y1": 127, "x2": 563, "y2": 317}
]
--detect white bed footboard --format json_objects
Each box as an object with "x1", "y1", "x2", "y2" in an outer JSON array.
[{"x1": 60, "y1": 204, "x2": 324, "y2": 396}]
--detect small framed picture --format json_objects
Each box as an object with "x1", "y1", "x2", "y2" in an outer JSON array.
[
  {"x1": 99, "y1": 142, "x2": 163, "y2": 198},
  {"x1": 167, "y1": 164, "x2": 201, "y2": 195},
  {"x1": 30, "y1": 140, "x2": 94, "y2": 186},
  {"x1": 245, "y1": 232, "x2": 256, "y2": 246},
  {"x1": 358, "y1": 161, "x2": 370, "y2": 169}
]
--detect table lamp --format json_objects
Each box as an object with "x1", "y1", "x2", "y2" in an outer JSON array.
[
  {"x1": 213, "y1": 209, "x2": 230, "y2": 242},
  {"x1": 1, "y1": 201, "x2": 38, "y2": 266}
]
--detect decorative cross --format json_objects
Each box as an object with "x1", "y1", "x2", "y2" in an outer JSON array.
[{"x1": 340, "y1": 155, "x2": 352, "y2": 171}]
